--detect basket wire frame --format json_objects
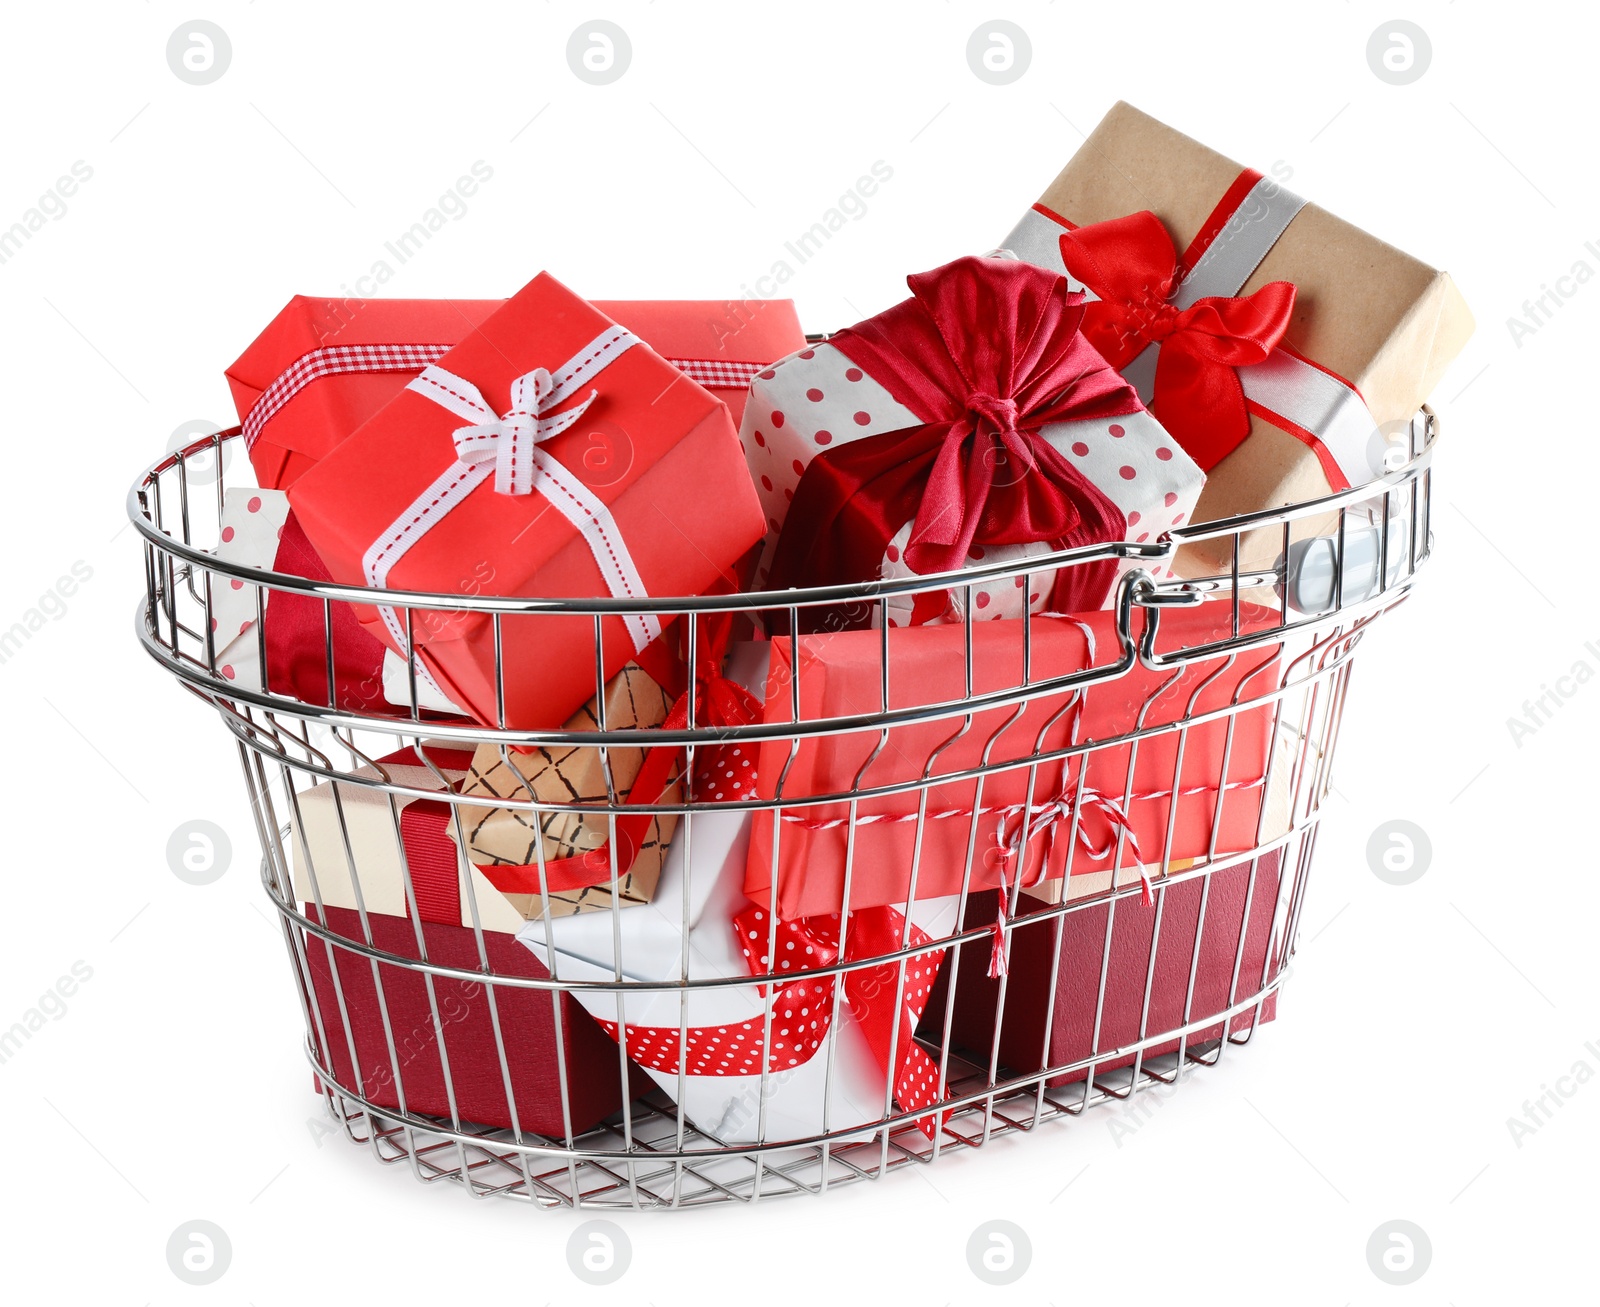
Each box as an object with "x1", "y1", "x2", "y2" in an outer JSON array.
[{"x1": 130, "y1": 414, "x2": 1435, "y2": 1208}]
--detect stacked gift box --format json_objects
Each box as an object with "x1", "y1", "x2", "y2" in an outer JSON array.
[{"x1": 205, "y1": 103, "x2": 1470, "y2": 1143}]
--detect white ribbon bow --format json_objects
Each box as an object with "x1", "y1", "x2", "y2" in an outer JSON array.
[
  {"x1": 371, "y1": 328, "x2": 662, "y2": 659},
  {"x1": 448, "y1": 367, "x2": 598, "y2": 496}
]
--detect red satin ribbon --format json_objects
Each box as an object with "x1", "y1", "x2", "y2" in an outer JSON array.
[
  {"x1": 600, "y1": 905, "x2": 949, "y2": 1140},
  {"x1": 1056, "y1": 212, "x2": 1297, "y2": 471},
  {"x1": 769, "y1": 256, "x2": 1145, "y2": 624}
]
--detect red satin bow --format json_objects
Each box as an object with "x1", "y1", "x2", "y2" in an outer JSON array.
[
  {"x1": 769, "y1": 256, "x2": 1144, "y2": 624},
  {"x1": 1057, "y1": 213, "x2": 1297, "y2": 471},
  {"x1": 601, "y1": 905, "x2": 949, "y2": 1139}
]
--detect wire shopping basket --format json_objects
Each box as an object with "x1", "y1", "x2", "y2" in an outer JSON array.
[{"x1": 129, "y1": 409, "x2": 1436, "y2": 1209}]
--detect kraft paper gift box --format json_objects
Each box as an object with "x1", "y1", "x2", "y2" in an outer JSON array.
[
  {"x1": 745, "y1": 602, "x2": 1283, "y2": 921},
  {"x1": 303, "y1": 904, "x2": 649, "y2": 1136},
  {"x1": 743, "y1": 255, "x2": 1204, "y2": 628},
  {"x1": 287, "y1": 272, "x2": 767, "y2": 730},
  {"x1": 229, "y1": 295, "x2": 806, "y2": 490},
  {"x1": 927, "y1": 847, "x2": 1286, "y2": 1088},
  {"x1": 516, "y1": 644, "x2": 960, "y2": 1145},
  {"x1": 999, "y1": 101, "x2": 1474, "y2": 574},
  {"x1": 453, "y1": 659, "x2": 684, "y2": 915}
]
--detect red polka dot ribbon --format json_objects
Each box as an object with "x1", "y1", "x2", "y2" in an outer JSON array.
[{"x1": 599, "y1": 904, "x2": 950, "y2": 1139}]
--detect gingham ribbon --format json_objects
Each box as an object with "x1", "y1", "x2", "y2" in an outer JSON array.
[
  {"x1": 362, "y1": 326, "x2": 663, "y2": 658},
  {"x1": 241, "y1": 342, "x2": 764, "y2": 450}
]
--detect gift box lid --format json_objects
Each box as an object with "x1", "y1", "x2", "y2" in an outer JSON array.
[{"x1": 228, "y1": 295, "x2": 805, "y2": 487}]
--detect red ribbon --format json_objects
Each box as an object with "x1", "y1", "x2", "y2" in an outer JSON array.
[
  {"x1": 769, "y1": 256, "x2": 1145, "y2": 625},
  {"x1": 600, "y1": 905, "x2": 949, "y2": 1139},
  {"x1": 1057, "y1": 212, "x2": 1297, "y2": 471}
]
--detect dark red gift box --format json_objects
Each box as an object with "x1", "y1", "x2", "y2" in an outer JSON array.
[
  {"x1": 302, "y1": 904, "x2": 650, "y2": 1137},
  {"x1": 929, "y1": 848, "x2": 1286, "y2": 1087}
]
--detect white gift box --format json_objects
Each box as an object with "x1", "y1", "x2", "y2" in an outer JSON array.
[
  {"x1": 206, "y1": 486, "x2": 291, "y2": 690},
  {"x1": 514, "y1": 644, "x2": 959, "y2": 1145}
]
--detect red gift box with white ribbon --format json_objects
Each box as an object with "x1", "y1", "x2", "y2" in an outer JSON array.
[{"x1": 286, "y1": 273, "x2": 767, "y2": 730}]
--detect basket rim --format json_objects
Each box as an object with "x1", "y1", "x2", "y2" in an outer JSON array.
[{"x1": 126, "y1": 411, "x2": 1436, "y2": 617}]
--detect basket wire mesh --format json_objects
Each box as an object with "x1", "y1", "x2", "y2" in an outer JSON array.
[{"x1": 129, "y1": 411, "x2": 1435, "y2": 1208}]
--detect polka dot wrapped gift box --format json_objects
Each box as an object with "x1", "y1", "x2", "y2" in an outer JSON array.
[{"x1": 745, "y1": 254, "x2": 1203, "y2": 629}]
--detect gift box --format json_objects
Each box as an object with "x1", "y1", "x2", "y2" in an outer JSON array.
[
  {"x1": 746, "y1": 603, "x2": 1282, "y2": 921},
  {"x1": 746, "y1": 255, "x2": 1204, "y2": 627},
  {"x1": 928, "y1": 848, "x2": 1286, "y2": 1089},
  {"x1": 198, "y1": 486, "x2": 456, "y2": 716},
  {"x1": 286, "y1": 273, "x2": 767, "y2": 730},
  {"x1": 303, "y1": 903, "x2": 648, "y2": 1136},
  {"x1": 516, "y1": 644, "x2": 959, "y2": 1144},
  {"x1": 203, "y1": 486, "x2": 293, "y2": 690},
  {"x1": 229, "y1": 295, "x2": 806, "y2": 490},
  {"x1": 290, "y1": 746, "x2": 651, "y2": 1134},
  {"x1": 1000, "y1": 101, "x2": 1473, "y2": 572},
  {"x1": 453, "y1": 660, "x2": 684, "y2": 915},
  {"x1": 289, "y1": 745, "x2": 677, "y2": 925},
  {"x1": 291, "y1": 747, "x2": 542, "y2": 928}
]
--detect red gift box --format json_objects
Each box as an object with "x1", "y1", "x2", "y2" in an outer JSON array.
[
  {"x1": 745, "y1": 604, "x2": 1282, "y2": 920},
  {"x1": 927, "y1": 848, "x2": 1285, "y2": 1087},
  {"x1": 287, "y1": 273, "x2": 766, "y2": 730},
  {"x1": 229, "y1": 295, "x2": 805, "y2": 490},
  {"x1": 296, "y1": 747, "x2": 651, "y2": 1134},
  {"x1": 303, "y1": 905, "x2": 649, "y2": 1136}
]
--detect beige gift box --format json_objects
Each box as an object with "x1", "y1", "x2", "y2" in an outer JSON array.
[
  {"x1": 288, "y1": 753, "x2": 529, "y2": 934},
  {"x1": 1006, "y1": 101, "x2": 1473, "y2": 575}
]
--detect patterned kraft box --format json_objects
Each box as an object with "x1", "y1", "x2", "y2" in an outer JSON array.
[
  {"x1": 229, "y1": 296, "x2": 806, "y2": 489},
  {"x1": 1000, "y1": 101, "x2": 1474, "y2": 574},
  {"x1": 287, "y1": 273, "x2": 767, "y2": 730},
  {"x1": 454, "y1": 661, "x2": 684, "y2": 915}
]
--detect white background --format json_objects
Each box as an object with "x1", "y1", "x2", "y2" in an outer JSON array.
[{"x1": 1, "y1": 1, "x2": 1594, "y2": 1301}]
